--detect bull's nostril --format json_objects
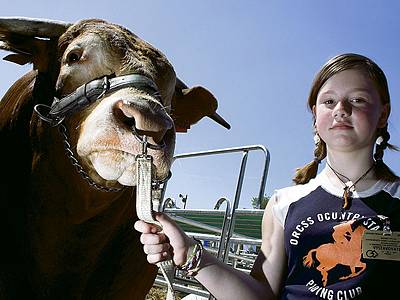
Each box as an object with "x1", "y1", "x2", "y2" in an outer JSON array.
[
  {"x1": 113, "y1": 100, "x2": 168, "y2": 146},
  {"x1": 113, "y1": 103, "x2": 136, "y2": 129}
]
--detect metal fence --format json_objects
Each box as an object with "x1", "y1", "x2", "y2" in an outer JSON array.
[{"x1": 155, "y1": 145, "x2": 270, "y2": 299}]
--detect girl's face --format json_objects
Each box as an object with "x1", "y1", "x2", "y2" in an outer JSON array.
[{"x1": 313, "y1": 69, "x2": 389, "y2": 153}]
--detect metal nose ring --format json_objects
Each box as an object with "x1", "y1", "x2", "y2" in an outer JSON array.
[{"x1": 131, "y1": 119, "x2": 166, "y2": 151}]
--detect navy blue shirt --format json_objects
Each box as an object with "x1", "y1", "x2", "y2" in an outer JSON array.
[{"x1": 271, "y1": 168, "x2": 400, "y2": 299}]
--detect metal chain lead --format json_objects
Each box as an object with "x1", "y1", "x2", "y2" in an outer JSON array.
[{"x1": 58, "y1": 123, "x2": 123, "y2": 193}]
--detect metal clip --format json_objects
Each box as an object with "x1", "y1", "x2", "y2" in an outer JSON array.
[
  {"x1": 97, "y1": 76, "x2": 110, "y2": 100},
  {"x1": 132, "y1": 127, "x2": 166, "y2": 151},
  {"x1": 142, "y1": 135, "x2": 148, "y2": 157},
  {"x1": 34, "y1": 104, "x2": 65, "y2": 127}
]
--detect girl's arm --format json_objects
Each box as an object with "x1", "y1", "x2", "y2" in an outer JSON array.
[{"x1": 134, "y1": 198, "x2": 286, "y2": 300}]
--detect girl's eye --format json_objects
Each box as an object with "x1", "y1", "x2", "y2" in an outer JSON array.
[
  {"x1": 323, "y1": 99, "x2": 335, "y2": 105},
  {"x1": 350, "y1": 98, "x2": 366, "y2": 104}
]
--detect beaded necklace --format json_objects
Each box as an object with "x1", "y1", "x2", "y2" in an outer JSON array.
[{"x1": 326, "y1": 162, "x2": 375, "y2": 210}]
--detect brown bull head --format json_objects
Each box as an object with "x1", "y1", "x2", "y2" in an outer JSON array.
[
  {"x1": 0, "y1": 17, "x2": 230, "y2": 188},
  {"x1": 0, "y1": 17, "x2": 229, "y2": 299}
]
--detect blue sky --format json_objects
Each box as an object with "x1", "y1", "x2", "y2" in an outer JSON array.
[{"x1": 1, "y1": 1, "x2": 399, "y2": 209}]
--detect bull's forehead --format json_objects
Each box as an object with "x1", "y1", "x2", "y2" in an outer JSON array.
[
  {"x1": 58, "y1": 21, "x2": 176, "y2": 106},
  {"x1": 57, "y1": 33, "x2": 120, "y2": 94}
]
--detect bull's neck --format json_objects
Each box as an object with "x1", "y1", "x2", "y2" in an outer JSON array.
[
  {"x1": 28, "y1": 125, "x2": 138, "y2": 291},
  {"x1": 31, "y1": 124, "x2": 134, "y2": 224}
]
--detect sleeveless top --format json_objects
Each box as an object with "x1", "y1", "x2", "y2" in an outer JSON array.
[{"x1": 271, "y1": 167, "x2": 400, "y2": 300}]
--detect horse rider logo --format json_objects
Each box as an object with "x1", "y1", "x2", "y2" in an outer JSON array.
[{"x1": 303, "y1": 221, "x2": 367, "y2": 287}]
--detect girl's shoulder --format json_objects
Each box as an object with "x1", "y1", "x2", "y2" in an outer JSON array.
[
  {"x1": 272, "y1": 172, "x2": 325, "y2": 204},
  {"x1": 271, "y1": 175, "x2": 323, "y2": 226},
  {"x1": 380, "y1": 179, "x2": 400, "y2": 199}
]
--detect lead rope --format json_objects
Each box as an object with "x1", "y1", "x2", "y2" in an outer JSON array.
[{"x1": 135, "y1": 136, "x2": 176, "y2": 300}]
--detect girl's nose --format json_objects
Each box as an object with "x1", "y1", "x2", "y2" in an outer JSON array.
[{"x1": 333, "y1": 100, "x2": 351, "y2": 120}]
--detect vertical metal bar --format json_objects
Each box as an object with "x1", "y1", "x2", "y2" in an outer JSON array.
[
  {"x1": 223, "y1": 151, "x2": 249, "y2": 263},
  {"x1": 257, "y1": 149, "x2": 270, "y2": 208},
  {"x1": 160, "y1": 178, "x2": 169, "y2": 205},
  {"x1": 213, "y1": 197, "x2": 231, "y2": 260}
]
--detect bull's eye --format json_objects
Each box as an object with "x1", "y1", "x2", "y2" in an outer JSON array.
[{"x1": 66, "y1": 51, "x2": 82, "y2": 64}]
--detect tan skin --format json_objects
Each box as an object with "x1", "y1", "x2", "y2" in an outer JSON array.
[{"x1": 135, "y1": 68, "x2": 390, "y2": 299}]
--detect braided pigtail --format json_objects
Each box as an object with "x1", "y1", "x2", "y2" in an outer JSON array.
[
  {"x1": 293, "y1": 133, "x2": 327, "y2": 184},
  {"x1": 374, "y1": 126, "x2": 399, "y2": 181}
]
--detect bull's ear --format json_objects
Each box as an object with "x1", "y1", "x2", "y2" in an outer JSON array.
[
  {"x1": 171, "y1": 78, "x2": 231, "y2": 132},
  {"x1": 0, "y1": 17, "x2": 72, "y2": 72}
]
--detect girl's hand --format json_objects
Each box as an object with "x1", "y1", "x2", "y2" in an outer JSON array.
[{"x1": 134, "y1": 212, "x2": 196, "y2": 266}]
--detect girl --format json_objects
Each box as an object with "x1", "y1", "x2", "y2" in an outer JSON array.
[{"x1": 135, "y1": 53, "x2": 400, "y2": 299}]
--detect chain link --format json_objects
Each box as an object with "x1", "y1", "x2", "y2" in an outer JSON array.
[{"x1": 58, "y1": 123, "x2": 124, "y2": 193}]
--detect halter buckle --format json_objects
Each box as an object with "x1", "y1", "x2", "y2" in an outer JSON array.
[
  {"x1": 34, "y1": 104, "x2": 65, "y2": 127},
  {"x1": 97, "y1": 76, "x2": 110, "y2": 100}
]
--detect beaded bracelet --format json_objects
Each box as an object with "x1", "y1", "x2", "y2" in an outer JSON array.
[{"x1": 178, "y1": 237, "x2": 204, "y2": 277}]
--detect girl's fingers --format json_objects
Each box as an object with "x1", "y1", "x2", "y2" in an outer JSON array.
[
  {"x1": 147, "y1": 251, "x2": 171, "y2": 264},
  {"x1": 140, "y1": 232, "x2": 169, "y2": 245},
  {"x1": 143, "y1": 243, "x2": 170, "y2": 255},
  {"x1": 154, "y1": 213, "x2": 183, "y2": 236},
  {"x1": 134, "y1": 220, "x2": 161, "y2": 234},
  {"x1": 135, "y1": 213, "x2": 193, "y2": 266}
]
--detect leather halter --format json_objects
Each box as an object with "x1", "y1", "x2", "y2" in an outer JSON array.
[
  {"x1": 33, "y1": 74, "x2": 168, "y2": 192},
  {"x1": 34, "y1": 73, "x2": 161, "y2": 126}
]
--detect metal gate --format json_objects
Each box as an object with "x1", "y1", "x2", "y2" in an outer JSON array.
[{"x1": 155, "y1": 145, "x2": 270, "y2": 298}]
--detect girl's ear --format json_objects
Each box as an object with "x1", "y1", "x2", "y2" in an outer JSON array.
[
  {"x1": 312, "y1": 105, "x2": 317, "y2": 121},
  {"x1": 377, "y1": 103, "x2": 390, "y2": 128}
]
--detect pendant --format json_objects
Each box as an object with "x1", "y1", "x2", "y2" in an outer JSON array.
[{"x1": 343, "y1": 187, "x2": 351, "y2": 210}]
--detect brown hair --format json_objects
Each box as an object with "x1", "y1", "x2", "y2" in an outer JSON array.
[{"x1": 293, "y1": 53, "x2": 399, "y2": 184}]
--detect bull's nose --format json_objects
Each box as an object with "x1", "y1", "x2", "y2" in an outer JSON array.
[{"x1": 113, "y1": 100, "x2": 172, "y2": 145}]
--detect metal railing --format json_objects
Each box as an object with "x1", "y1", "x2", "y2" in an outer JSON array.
[{"x1": 157, "y1": 145, "x2": 270, "y2": 298}]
